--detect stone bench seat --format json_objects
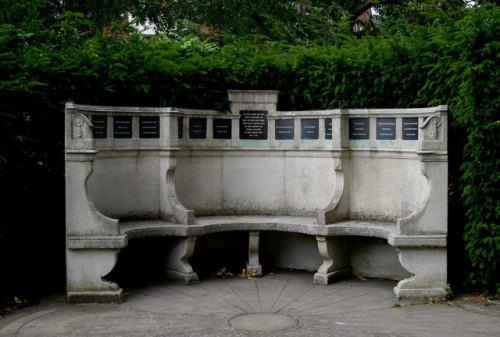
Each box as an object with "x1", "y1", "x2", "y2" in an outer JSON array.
[
  {"x1": 123, "y1": 216, "x2": 399, "y2": 239},
  {"x1": 68, "y1": 217, "x2": 403, "y2": 248},
  {"x1": 67, "y1": 216, "x2": 445, "y2": 300},
  {"x1": 68, "y1": 216, "x2": 445, "y2": 250}
]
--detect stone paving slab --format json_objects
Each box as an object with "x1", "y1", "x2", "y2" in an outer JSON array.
[{"x1": 1, "y1": 271, "x2": 499, "y2": 337}]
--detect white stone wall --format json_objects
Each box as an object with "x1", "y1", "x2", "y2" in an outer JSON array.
[
  {"x1": 348, "y1": 156, "x2": 427, "y2": 221},
  {"x1": 88, "y1": 154, "x2": 161, "y2": 219},
  {"x1": 175, "y1": 151, "x2": 336, "y2": 216}
]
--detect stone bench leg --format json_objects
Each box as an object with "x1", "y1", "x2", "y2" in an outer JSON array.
[
  {"x1": 314, "y1": 236, "x2": 351, "y2": 285},
  {"x1": 246, "y1": 231, "x2": 263, "y2": 276},
  {"x1": 394, "y1": 247, "x2": 447, "y2": 299},
  {"x1": 165, "y1": 236, "x2": 199, "y2": 284},
  {"x1": 66, "y1": 249, "x2": 122, "y2": 303}
]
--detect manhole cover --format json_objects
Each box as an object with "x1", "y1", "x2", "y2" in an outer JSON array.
[{"x1": 228, "y1": 313, "x2": 298, "y2": 332}]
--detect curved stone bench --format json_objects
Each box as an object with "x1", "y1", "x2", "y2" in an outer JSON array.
[
  {"x1": 67, "y1": 215, "x2": 446, "y2": 303},
  {"x1": 65, "y1": 90, "x2": 448, "y2": 303}
]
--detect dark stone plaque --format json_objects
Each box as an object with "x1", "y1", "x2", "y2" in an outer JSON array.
[
  {"x1": 402, "y1": 117, "x2": 419, "y2": 140},
  {"x1": 189, "y1": 118, "x2": 206, "y2": 139},
  {"x1": 376, "y1": 118, "x2": 396, "y2": 140},
  {"x1": 92, "y1": 115, "x2": 107, "y2": 139},
  {"x1": 113, "y1": 116, "x2": 132, "y2": 138},
  {"x1": 239, "y1": 110, "x2": 268, "y2": 140},
  {"x1": 275, "y1": 119, "x2": 294, "y2": 140},
  {"x1": 349, "y1": 118, "x2": 369, "y2": 140},
  {"x1": 213, "y1": 119, "x2": 232, "y2": 139},
  {"x1": 139, "y1": 116, "x2": 160, "y2": 138},
  {"x1": 325, "y1": 118, "x2": 333, "y2": 140},
  {"x1": 178, "y1": 117, "x2": 183, "y2": 139},
  {"x1": 301, "y1": 119, "x2": 319, "y2": 140}
]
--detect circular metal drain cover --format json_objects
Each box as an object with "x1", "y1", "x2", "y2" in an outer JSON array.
[{"x1": 228, "y1": 313, "x2": 298, "y2": 332}]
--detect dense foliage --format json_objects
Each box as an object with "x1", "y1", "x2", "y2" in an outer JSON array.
[{"x1": 0, "y1": 1, "x2": 498, "y2": 308}]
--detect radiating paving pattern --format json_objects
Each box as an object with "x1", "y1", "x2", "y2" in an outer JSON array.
[{"x1": 1, "y1": 272, "x2": 499, "y2": 337}]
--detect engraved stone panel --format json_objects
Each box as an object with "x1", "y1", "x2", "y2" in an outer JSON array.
[
  {"x1": 301, "y1": 119, "x2": 319, "y2": 140},
  {"x1": 213, "y1": 119, "x2": 232, "y2": 139},
  {"x1": 376, "y1": 118, "x2": 396, "y2": 140},
  {"x1": 178, "y1": 117, "x2": 183, "y2": 139},
  {"x1": 349, "y1": 118, "x2": 369, "y2": 140},
  {"x1": 92, "y1": 115, "x2": 107, "y2": 139},
  {"x1": 139, "y1": 116, "x2": 160, "y2": 138},
  {"x1": 189, "y1": 118, "x2": 207, "y2": 139},
  {"x1": 402, "y1": 117, "x2": 418, "y2": 140},
  {"x1": 275, "y1": 119, "x2": 294, "y2": 140},
  {"x1": 325, "y1": 118, "x2": 332, "y2": 140},
  {"x1": 113, "y1": 116, "x2": 132, "y2": 138}
]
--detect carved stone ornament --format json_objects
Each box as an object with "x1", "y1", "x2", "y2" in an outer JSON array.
[
  {"x1": 72, "y1": 114, "x2": 93, "y2": 139},
  {"x1": 421, "y1": 114, "x2": 442, "y2": 140}
]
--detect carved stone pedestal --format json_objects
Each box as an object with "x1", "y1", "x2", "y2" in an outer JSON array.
[
  {"x1": 313, "y1": 236, "x2": 351, "y2": 285},
  {"x1": 246, "y1": 231, "x2": 263, "y2": 276},
  {"x1": 165, "y1": 237, "x2": 199, "y2": 284}
]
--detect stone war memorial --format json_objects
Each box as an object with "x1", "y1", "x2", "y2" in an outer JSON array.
[{"x1": 65, "y1": 90, "x2": 448, "y2": 304}]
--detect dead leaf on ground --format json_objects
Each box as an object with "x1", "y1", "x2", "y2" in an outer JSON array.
[
  {"x1": 215, "y1": 267, "x2": 235, "y2": 279},
  {"x1": 240, "y1": 269, "x2": 261, "y2": 279}
]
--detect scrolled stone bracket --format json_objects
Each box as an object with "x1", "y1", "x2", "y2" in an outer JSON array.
[
  {"x1": 160, "y1": 152, "x2": 195, "y2": 225},
  {"x1": 317, "y1": 157, "x2": 349, "y2": 225}
]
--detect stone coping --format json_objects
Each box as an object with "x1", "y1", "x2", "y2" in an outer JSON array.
[{"x1": 67, "y1": 102, "x2": 446, "y2": 117}]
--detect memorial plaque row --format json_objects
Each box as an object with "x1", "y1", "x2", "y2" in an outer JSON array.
[
  {"x1": 184, "y1": 114, "x2": 328, "y2": 141},
  {"x1": 348, "y1": 117, "x2": 419, "y2": 140},
  {"x1": 92, "y1": 116, "x2": 160, "y2": 139},
  {"x1": 91, "y1": 114, "x2": 420, "y2": 141}
]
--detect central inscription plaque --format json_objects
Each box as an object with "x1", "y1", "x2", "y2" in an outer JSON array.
[
  {"x1": 240, "y1": 110, "x2": 268, "y2": 140},
  {"x1": 275, "y1": 119, "x2": 294, "y2": 140},
  {"x1": 213, "y1": 119, "x2": 232, "y2": 139}
]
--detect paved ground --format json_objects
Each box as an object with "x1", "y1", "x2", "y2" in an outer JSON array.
[{"x1": 1, "y1": 271, "x2": 499, "y2": 337}]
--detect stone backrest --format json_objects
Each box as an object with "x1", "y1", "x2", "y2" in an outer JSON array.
[{"x1": 66, "y1": 90, "x2": 447, "y2": 234}]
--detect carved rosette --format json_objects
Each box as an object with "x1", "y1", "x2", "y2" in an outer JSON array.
[
  {"x1": 72, "y1": 114, "x2": 93, "y2": 140},
  {"x1": 421, "y1": 114, "x2": 442, "y2": 140}
]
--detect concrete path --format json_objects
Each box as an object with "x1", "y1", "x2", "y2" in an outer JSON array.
[{"x1": 1, "y1": 271, "x2": 499, "y2": 337}]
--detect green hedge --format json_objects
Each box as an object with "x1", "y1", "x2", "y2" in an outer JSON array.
[{"x1": 1, "y1": 5, "x2": 498, "y2": 306}]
